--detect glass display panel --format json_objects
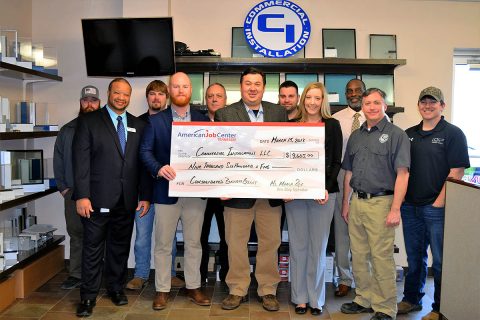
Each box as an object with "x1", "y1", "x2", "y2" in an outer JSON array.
[
  {"x1": 323, "y1": 74, "x2": 357, "y2": 105},
  {"x1": 370, "y1": 34, "x2": 397, "y2": 59},
  {"x1": 362, "y1": 74, "x2": 395, "y2": 105},
  {"x1": 322, "y1": 29, "x2": 356, "y2": 59}
]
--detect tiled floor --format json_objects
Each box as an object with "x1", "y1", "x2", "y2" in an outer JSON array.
[{"x1": 1, "y1": 269, "x2": 435, "y2": 320}]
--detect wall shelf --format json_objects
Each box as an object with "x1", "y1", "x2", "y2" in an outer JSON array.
[
  {"x1": 0, "y1": 235, "x2": 65, "y2": 280},
  {"x1": 175, "y1": 57, "x2": 406, "y2": 74},
  {"x1": 0, "y1": 61, "x2": 62, "y2": 82},
  {"x1": 0, "y1": 131, "x2": 58, "y2": 140},
  {"x1": 0, "y1": 187, "x2": 57, "y2": 211}
]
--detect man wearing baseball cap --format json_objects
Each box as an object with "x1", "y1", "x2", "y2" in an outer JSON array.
[
  {"x1": 54, "y1": 85, "x2": 101, "y2": 289},
  {"x1": 397, "y1": 87, "x2": 470, "y2": 320}
]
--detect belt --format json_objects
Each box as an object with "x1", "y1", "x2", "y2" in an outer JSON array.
[{"x1": 354, "y1": 190, "x2": 394, "y2": 199}]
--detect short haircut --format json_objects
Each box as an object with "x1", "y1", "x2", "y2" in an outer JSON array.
[
  {"x1": 345, "y1": 79, "x2": 366, "y2": 93},
  {"x1": 205, "y1": 82, "x2": 227, "y2": 99},
  {"x1": 145, "y1": 80, "x2": 168, "y2": 98},
  {"x1": 240, "y1": 67, "x2": 266, "y2": 86},
  {"x1": 279, "y1": 80, "x2": 298, "y2": 94},
  {"x1": 108, "y1": 78, "x2": 131, "y2": 92},
  {"x1": 362, "y1": 87, "x2": 387, "y2": 100}
]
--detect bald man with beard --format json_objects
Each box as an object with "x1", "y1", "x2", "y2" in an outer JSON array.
[{"x1": 140, "y1": 72, "x2": 211, "y2": 311}]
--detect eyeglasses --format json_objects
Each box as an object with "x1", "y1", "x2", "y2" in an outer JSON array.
[{"x1": 419, "y1": 99, "x2": 439, "y2": 106}]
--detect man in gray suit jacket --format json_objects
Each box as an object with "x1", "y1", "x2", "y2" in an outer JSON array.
[{"x1": 215, "y1": 67, "x2": 287, "y2": 311}]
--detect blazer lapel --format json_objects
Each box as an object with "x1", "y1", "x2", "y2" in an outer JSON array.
[
  {"x1": 262, "y1": 103, "x2": 272, "y2": 122},
  {"x1": 124, "y1": 112, "x2": 136, "y2": 158},
  {"x1": 164, "y1": 107, "x2": 174, "y2": 136},
  {"x1": 101, "y1": 107, "x2": 125, "y2": 158},
  {"x1": 233, "y1": 101, "x2": 251, "y2": 122}
]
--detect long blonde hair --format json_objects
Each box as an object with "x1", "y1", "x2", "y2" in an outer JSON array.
[{"x1": 295, "y1": 82, "x2": 332, "y2": 122}]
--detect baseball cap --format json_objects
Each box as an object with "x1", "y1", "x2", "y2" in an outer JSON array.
[
  {"x1": 80, "y1": 85, "x2": 99, "y2": 100},
  {"x1": 418, "y1": 86, "x2": 444, "y2": 102}
]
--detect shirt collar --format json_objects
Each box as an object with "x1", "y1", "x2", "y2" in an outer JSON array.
[
  {"x1": 420, "y1": 115, "x2": 446, "y2": 130},
  {"x1": 243, "y1": 102, "x2": 263, "y2": 115},
  {"x1": 360, "y1": 116, "x2": 388, "y2": 132},
  {"x1": 346, "y1": 107, "x2": 363, "y2": 118},
  {"x1": 171, "y1": 105, "x2": 190, "y2": 119},
  {"x1": 105, "y1": 105, "x2": 126, "y2": 121}
]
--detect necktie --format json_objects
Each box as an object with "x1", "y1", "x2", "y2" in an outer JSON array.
[
  {"x1": 117, "y1": 116, "x2": 126, "y2": 154},
  {"x1": 351, "y1": 112, "x2": 361, "y2": 133}
]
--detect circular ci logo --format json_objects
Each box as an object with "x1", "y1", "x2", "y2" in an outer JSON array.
[{"x1": 244, "y1": 1, "x2": 311, "y2": 58}]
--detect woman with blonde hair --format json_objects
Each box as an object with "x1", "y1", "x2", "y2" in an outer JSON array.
[{"x1": 286, "y1": 82, "x2": 343, "y2": 315}]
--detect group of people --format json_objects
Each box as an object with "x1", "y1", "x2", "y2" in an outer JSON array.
[{"x1": 53, "y1": 67, "x2": 469, "y2": 320}]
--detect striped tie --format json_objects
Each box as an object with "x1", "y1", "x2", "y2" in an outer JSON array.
[
  {"x1": 351, "y1": 113, "x2": 361, "y2": 133},
  {"x1": 117, "y1": 116, "x2": 126, "y2": 154}
]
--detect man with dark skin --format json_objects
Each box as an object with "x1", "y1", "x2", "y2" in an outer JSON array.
[{"x1": 331, "y1": 79, "x2": 366, "y2": 297}]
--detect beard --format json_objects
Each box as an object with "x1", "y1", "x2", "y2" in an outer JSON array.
[
  {"x1": 171, "y1": 95, "x2": 191, "y2": 107},
  {"x1": 79, "y1": 104, "x2": 97, "y2": 115},
  {"x1": 148, "y1": 102, "x2": 165, "y2": 112},
  {"x1": 347, "y1": 98, "x2": 362, "y2": 111}
]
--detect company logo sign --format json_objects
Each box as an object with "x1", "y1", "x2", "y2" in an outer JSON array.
[
  {"x1": 177, "y1": 129, "x2": 237, "y2": 142},
  {"x1": 244, "y1": 1, "x2": 311, "y2": 58}
]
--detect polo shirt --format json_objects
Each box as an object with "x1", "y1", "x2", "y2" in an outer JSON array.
[
  {"x1": 405, "y1": 116, "x2": 470, "y2": 206},
  {"x1": 342, "y1": 117, "x2": 410, "y2": 194}
]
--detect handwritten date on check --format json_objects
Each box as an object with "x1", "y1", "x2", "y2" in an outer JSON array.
[{"x1": 168, "y1": 122, "x2": 325, "y2": 199}]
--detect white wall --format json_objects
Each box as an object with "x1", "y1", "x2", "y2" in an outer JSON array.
[{"x1": 21, "y1": 0, "x2": 480, "y2": 266}]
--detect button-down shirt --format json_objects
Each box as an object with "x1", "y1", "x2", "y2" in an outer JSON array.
[
  {"x1": 333, "y1": 107, "x2": 366, "y2": 158},
  {"x1": 244, "y1": 103, "x2": 264, "y2": 122},
  {"x1": 342, "y1": 117, "x2": 410, "y2": 194},
  {"x1": 106, "y1": 105, "x2": 127, "y2": 141},
  {"x1": 171, "y1": 105, "x2": 191, "y2": 122}
]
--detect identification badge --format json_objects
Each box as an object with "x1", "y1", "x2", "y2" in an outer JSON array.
[
  {"x1": 100, "y1": 208, "x2": 110, "y2": 213},
  {"x1": 127, "y1": 127, "x2": 136, "y2": 133}
]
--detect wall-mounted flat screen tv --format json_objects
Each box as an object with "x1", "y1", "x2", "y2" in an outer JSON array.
[{"x1": 81, "y1": 17, "x2": 175, "y2": 77}]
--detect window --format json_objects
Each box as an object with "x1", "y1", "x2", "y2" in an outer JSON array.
[
  {"x1": 209, "y1": 73, "x2": 280, "y2": 105},
  {"x1": 285, "y1": 73, "x2": 318, "y2": 96},
  {"x1": 453, "y1": 49, "x2": 480, "y2": 167},
  {"x1": 187, "y1": 73, "x2": 204, "y2": 105}
]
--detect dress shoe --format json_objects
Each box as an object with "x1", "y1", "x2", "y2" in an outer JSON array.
[
  {"x1": 221, "y1": 294, "x2": 248, "y2": 310},
  {"x1": 171, "y1": 276, "x2": 185, "y2": 288},
  {"x1": 421, "y1": 311, "x2": 440, "y2": 320},
  {"x1": 186, "y1": 288, "x2": 211, "y2": 306},
  {"x1": 152, "y1": 291, "x2": 169, "y2": 310},
  {"x1": 311, "y1": 307, "x2": 322, "y2": 316},
  {"x1": 76, "y1": 299, "x2": 96, "y2": 317},
  {"x1": 126, "y1": 277, "x2": 147, "y2": 290},
  {"x1": 258, "y1": 294, "x2": 280, "y2": 311},
  {"x1": 341, "y1": 301, "x2": 374, "y2": 314},
  {"x1": 295, "y1": 305, "x2": 307, "y2": 314},
  {"x1": 334, "y1": 284, "x2": 351, "y2": 297},
  {"x1": 108, "y1": 291, "x2": 128, "y2": 306},
  {"x1": 397, "y1": 300, "x2": 422, "y2": 314},
  {"x1": 370, "y1": 311, "x2": 393, "y2": 320}
]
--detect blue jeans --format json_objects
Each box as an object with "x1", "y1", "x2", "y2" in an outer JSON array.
[
  {"x1": 134, "y1": 206, "x2": 177, "y2": 279},
  {"x1": 401, "y1": 202, "x2": 444, "y2": 312}
]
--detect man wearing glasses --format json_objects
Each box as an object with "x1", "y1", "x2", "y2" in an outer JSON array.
[{"x1": 397, "y1": 87, "x2": 470, "y2": 320}]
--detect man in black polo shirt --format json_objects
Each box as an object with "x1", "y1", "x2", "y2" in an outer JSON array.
[
  {"x1": 397, "y1": 87, "x2": 470, "y2": 320},
  {"x1": 340, "y1": 88, "x2": 410, "y2": 320}
]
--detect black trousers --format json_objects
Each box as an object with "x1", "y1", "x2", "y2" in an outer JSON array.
[
  {"x1": 200, "y1": 198, "x2": 228, "y2": 279},
  {"x1": 80, "y1": 202, "x2": 134, "y2": 300}
]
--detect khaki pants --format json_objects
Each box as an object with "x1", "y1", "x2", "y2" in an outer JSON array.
[
  {"x1": 349, "y1": 195, "x2": 397, "y2": 319},
  {"x1": 224, "y1": 199, "x2": 281, "y2": 296},
  {"x1": 154, "y1": 198, "x2": 207, "y2": 292}
]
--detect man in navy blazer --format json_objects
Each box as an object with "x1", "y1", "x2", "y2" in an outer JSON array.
[
  {"x1": 140, "y1": 72, "x2": 211, "y2": 311},
  {"x1": 73, "y1": 78, "x2": 151, "y2": 317},
  {"x1": 214, "y1": 67, "x2": 288, "y2": 312}
]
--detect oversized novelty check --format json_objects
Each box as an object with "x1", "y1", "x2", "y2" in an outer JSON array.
[{"x1": 169, "y1": 122, "x2": 325, "y2": 199}]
